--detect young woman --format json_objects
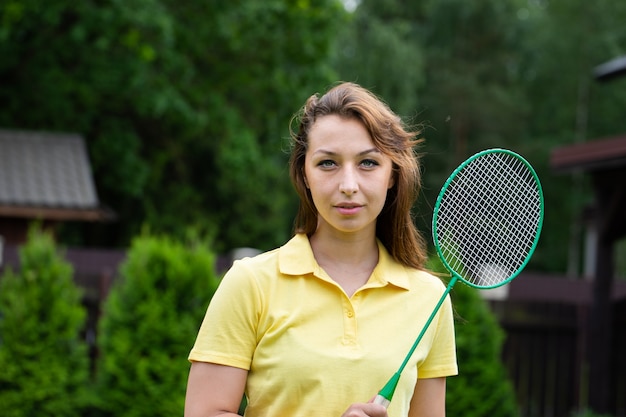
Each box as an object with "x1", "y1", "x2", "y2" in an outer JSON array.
[{"x1": 185, "y1": 82, "x2": 458, "y2": 417}]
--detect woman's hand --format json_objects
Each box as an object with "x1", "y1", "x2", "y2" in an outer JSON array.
[{"x1": 341, "y1": 399, "x2": 388, "y2": 417}]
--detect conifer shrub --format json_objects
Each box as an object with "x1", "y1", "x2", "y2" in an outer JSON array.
[
  {"x1": 0, "y1": 227, "x2": 90, "y2": 417},
  {"x1": 426, "y1": 256, "x2": 519, "y2": 417},
  {"x1": 93, "y1": 234, "x2": 219, "y2": 417}
]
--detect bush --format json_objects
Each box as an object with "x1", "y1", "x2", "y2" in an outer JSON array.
[
  {"x1": 93, "y1": 234, "x2": 219, "y2": 417},
  {"x1": 426, "y1": 256, "x2": 519, "y2": 417},
  {"x1": 0, "y1": 227, "x2": 90, "y2": 417}
]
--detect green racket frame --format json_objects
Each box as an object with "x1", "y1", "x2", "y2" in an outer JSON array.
[
  {"x1": 433, "y1": 148, "x2": 544, "y2": 289},
  {"x1": 374, "y1": 148, "x2": 544, "y2": 407}
]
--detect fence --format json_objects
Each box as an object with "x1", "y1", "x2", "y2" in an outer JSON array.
[{"x1": 494, "y1": 274, "x2": 626, "y2": 417}]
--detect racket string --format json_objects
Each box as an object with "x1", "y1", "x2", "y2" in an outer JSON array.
[{"x1": 435, "y1": 152, "x2": 542, "y2": 287}]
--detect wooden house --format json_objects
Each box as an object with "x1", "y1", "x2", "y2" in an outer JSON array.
[{"x1": 0, "y1": 129, "x2": 114, "y2": 245}]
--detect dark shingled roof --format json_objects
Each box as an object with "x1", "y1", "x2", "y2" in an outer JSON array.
[{"x1": 0, "y1": 129, "x2": 113, "y2": 220}]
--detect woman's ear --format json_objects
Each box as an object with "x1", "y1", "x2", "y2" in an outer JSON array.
[
  {"x1": 303, "y1": 174, "x2": 310, "y2": 189},
  {"x1": 387, "y1": 174, "x2": 395, "y2": 189}
]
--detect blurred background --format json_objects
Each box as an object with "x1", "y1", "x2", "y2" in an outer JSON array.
[{"x1": 0, "y1": 1, "x2": 625, "y2": 416}]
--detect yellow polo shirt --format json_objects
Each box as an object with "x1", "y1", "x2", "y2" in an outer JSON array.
[{"x1": 189, "y1": 234, "x2": 457, "y2": 417}]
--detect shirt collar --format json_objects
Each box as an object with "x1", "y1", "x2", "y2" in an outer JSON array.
[{"x1": 279, "y1": 233, "x2": 411, "y2": 290}]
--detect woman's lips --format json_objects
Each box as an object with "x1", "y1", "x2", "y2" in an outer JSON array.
[{"x1": 335, "y1": 204, "x2": 362, "y2": 215}]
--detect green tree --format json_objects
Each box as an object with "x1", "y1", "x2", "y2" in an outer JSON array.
[
  {"x1": 0, "y1": 0, "x2": 348, "y2": 251},
  {"x1": 93, "y1": 234, "x2": 219, "y2": 417},
  {"x1": 332, "y1": 0, "x2": 425, "y2": 118},
  {"x1": 0, "y1": 227, "x2": 90, "y2": 417},
  {"x1": 136, "y1": 0, "x2": 349, "y2": 252},
  {"x1": 414, "y1": 0, "x2": 531, "y2": 199}
]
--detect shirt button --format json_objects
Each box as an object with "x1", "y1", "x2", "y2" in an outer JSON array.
[{"x1": 347, "y1": 311, "x2": 354, "y2": 318}]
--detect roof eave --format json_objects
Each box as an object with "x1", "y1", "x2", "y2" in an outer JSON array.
[
  {"x1": 593, "y1": 55, "x2": 626, "y2": 82},
  {"x1": 0, "y1": 205, "x2": 116, "y2": 222},
  {"x1": 551, "y1": 135, "x2": 626, "y2": 173}
]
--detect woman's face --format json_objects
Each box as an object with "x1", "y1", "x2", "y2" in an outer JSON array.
[{"x1": 304, "y1": 115, "x2": 394, "y2": 237}]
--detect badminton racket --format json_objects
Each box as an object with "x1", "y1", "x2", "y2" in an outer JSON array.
[{"x1": 373, "y1": 148, "x2": 544, "y2": 408}]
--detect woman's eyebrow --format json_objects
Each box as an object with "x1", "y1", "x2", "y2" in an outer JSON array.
[
  {"x1": 358, "y1": 148, "x2": 382, "y2": 156},
  {"x1": 311, "y1": 148, "x2": 381, "y2": 156}
]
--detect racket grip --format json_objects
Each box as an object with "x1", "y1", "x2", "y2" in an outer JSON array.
[{"x1": 373, "y1": 394, "x2": 390, "y2": 409}]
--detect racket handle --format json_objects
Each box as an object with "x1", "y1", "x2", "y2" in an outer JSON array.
[{"x1": 373, "y1": 394, "x2": 390, "y2": 409}]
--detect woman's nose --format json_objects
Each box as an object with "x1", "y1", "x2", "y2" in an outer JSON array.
[{"x1": 339, "y1": 168, "x2": 359, "y2": 195}]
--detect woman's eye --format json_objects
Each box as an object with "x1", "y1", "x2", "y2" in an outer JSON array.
[
  {"x1": 361, "y1": 159, "x2": 379, "y2": 168},
  {"x1": 318, "y1": 159, "x2": 336, "y2": 168}
]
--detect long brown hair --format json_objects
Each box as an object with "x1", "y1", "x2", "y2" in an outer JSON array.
[{"x1": 289, "y1": 82, "x2": 428, "y2": 269}]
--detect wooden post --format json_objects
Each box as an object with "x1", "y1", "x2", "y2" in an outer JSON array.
[
  {"x1": 586, "y1": 234, "x2": 614, "y2": 413},
  {"x1": 586, "y1": 170, "x2": 620, "y2": 414}
]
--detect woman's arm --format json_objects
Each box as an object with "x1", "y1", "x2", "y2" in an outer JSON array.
[
  {"x1": 409, "y1": 377, "x2": 447, "y2": 417},
  {"x1": 184, "y1": 361, "x2": 248, "y2": 417}
]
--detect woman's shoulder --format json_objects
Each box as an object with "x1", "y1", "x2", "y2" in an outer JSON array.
[
  {"x1": 404, "y1": 266, "x2": 449, "y2": 293},
  {"x1": 377, "y1": 242, "x2": 448, "y2": 291},
  {"x1": 228, "y1": 246, "x2": 281, "y2": 273},
  {"x1": 215, "y1": 248, "x2": 282, "y2": 298},
  {"x1": 235, "y1": 234, "x2": 316, "y2": 277}
]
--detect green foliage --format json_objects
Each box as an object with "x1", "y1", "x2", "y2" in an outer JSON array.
[
  {"x1": 411, "y1": 0, "x2": 531, "y2": 218},
  {"x1": 0, "y1": 227, "x2": 90, "y2": 417},
  {"x1": 332, "y1": 0, "x2": 425, "y2": 118},
  {"x1": 426, "y1": 256, "x2": 519, "y2": 417},
  {"x1": 93, "y1": 234, "x2": 219, "y2": 417},
  {"x1": 0, "y1": 0, "x2": 348, "y2": 251},
  {"x1": 134, "y1": 0, "x2": 349, "y2": 252}
]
